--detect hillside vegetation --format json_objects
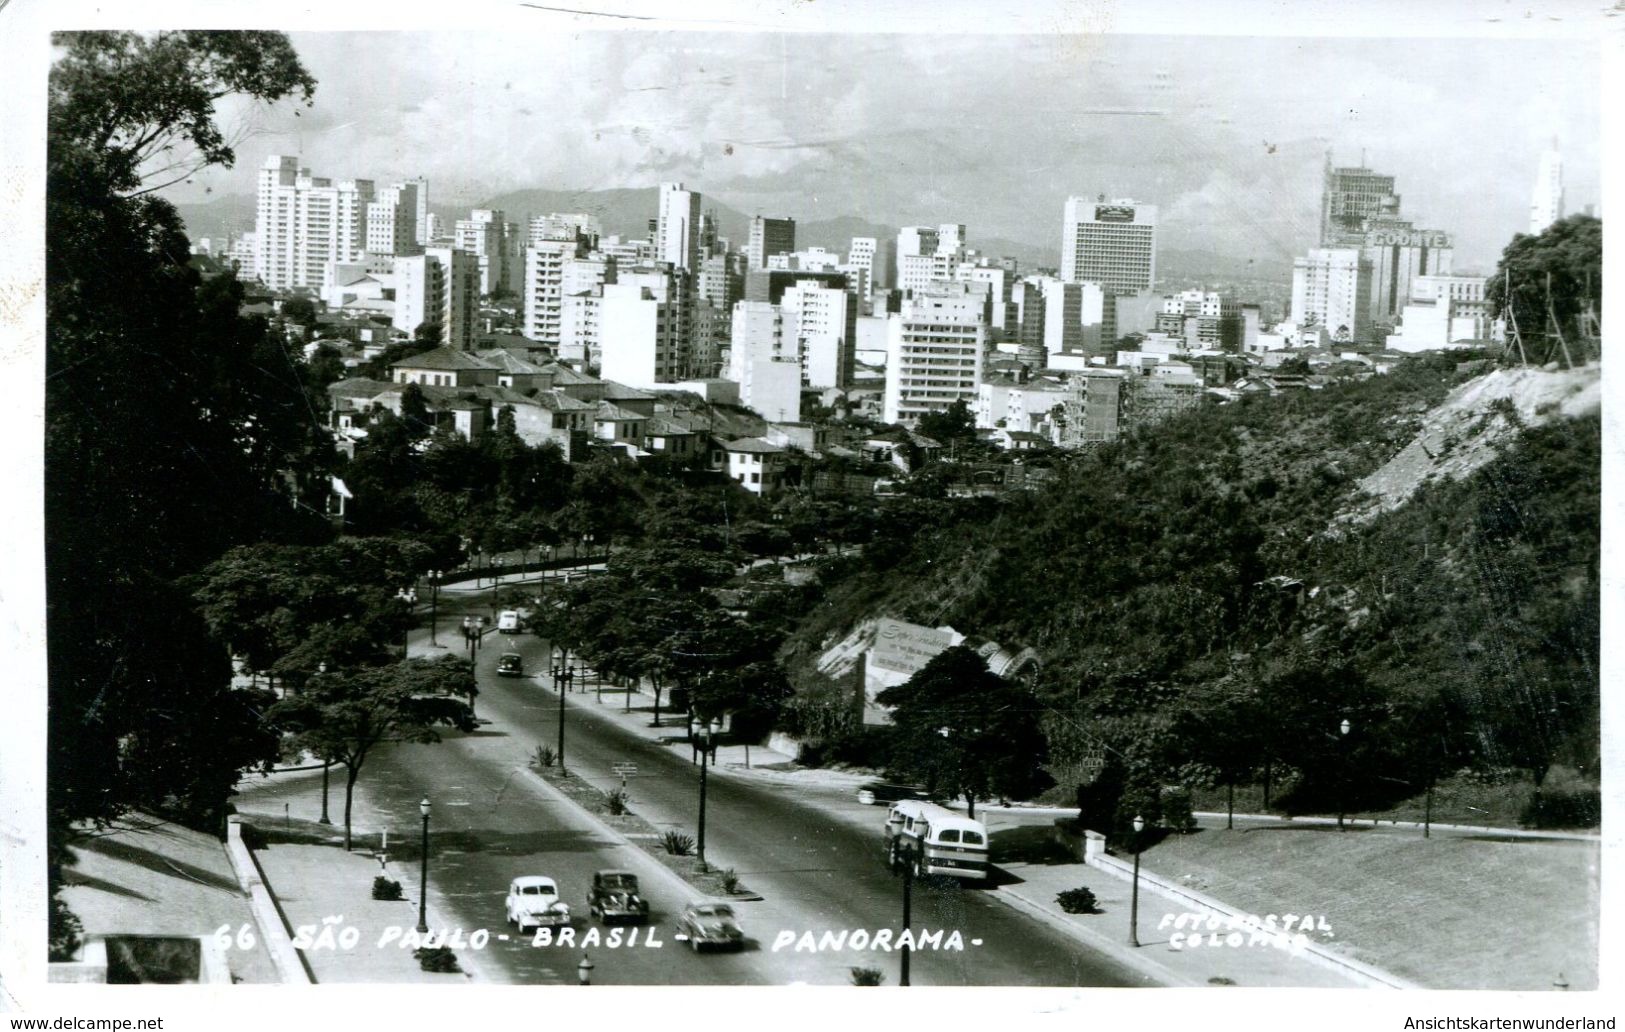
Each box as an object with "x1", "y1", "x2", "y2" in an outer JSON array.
[{"x1": 782, "y1": 353, "x2": 1601, "y2": 829}]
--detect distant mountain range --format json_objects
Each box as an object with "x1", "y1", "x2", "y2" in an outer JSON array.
[{"x1": 169, "y1": 188, "x2": 1287, "y2": 287}]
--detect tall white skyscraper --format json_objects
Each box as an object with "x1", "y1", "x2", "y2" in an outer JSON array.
[
  {"x1": 1529, "y1": 142, "x2": 1565, "y2": 236},
  {"x1": 522, "y1": 238, "x2": 585, "y2": 345},
  {"x1": 883, "y1": 283, "x2": 987, "y2": 425},
  {"x1": 408, "y1": 177, "x2": 429, "y2": 246},
  {"x1": 255, "y1": 155, "x2": 375, "y2": 290},
  {"x1": 656, "y1": 182, "x2": 702, "y2": 270},
  {"x1": 394, "y1": 247, "x2": 478, "y2": 349},
  {"x1": 366, "y1": 182, "x2": 421, "y2": 258},
  {"x1": 1060, "y1": 197, "x2": 1157, "y2": 295},
  {"x1": 455, "y1": 209, "x2": 510, "y2": 295},
  {"x1": 781, "y1": 279, "x2": 855, "y2": 388},
  {"x1": 1290, "y1": 248, "x2": 1372, "y2": 343}
]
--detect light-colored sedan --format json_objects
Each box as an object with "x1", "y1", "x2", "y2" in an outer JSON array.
[
  {"x1": 675, "y1": 901, "x2": 745, "y2": 952},
  {"x1": 506, "y1": 876, "x2": 571, "y2": 933}
]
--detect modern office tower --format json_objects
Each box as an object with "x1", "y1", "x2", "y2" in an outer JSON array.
[
  {"x1": 600, "y1": 235, "x2": 652, "y2": 266},
  {"x1": 655, "y1": 182, "x2": 702, "y2": 270},
  {"x1": 699, "y1": 252, "x2": 745, "y2": 310},
  {"x1": 424, "y1": 212, "x2": 446, "y2": 243},
  {"x1": 227, "y1": 232, "x2": 257, "y2": 274},
  {"x1": 366, "y1": 182, "x2": 422, "y2": 258},
  {"x1": 599, "y1": 268, "x2": 689, "y2": 388},
  {"x1": 1320, "y1": 157, "x2": 1400, "y2": 246},
  {"x1": 455, "y1": 209, "x2": 510, "y2": 295},
  {"x1": 1012, "y1": 278, "x2": 1048, "y2": 367},
  {"x1": 1060, "y1": 196, "x2": 1157, "y2": 295},
  {"x1": 1153, "y1": 290, "x2": 1240, "y2": 349},
  {"x1": 1290, "y1": 248, "x2": 1373, "y2": 342},
  {"x1": 1360, "y1": 226, "x2": 1453, "y2": 325},
  {"x1": 394, "y1": 247, "x2": 478, "y2": 349},
  {"x1": 746, "y1": 215, "x2": 797, "y2": 270},
  {"x1": 407, "y1": 177, "x2": 429, "y2": 246},
  {"x1": 897, "y1": 253, "x2": 937, "y2": 297},
  {"x1": 698, "y1": 209, "x2": 723, "y2": 259},
  {"x1": 936, "y1": 224, "x2": 967, "y2": 255},
  {"x1": 846, "y1": 237, "x2": 877, "y2": 302},
  {"x1": 729, "y1": 301, "x2": 803, "y2": 422},
  {"x1": 894, "y1": 226, "x2": 941, "y2": 288},
  {"x1": 559, "y1": 292, "x2": 602, "y2": 365},
  {"x1": 255, "y1": 155, "x2": 376, "y2": 290},
  {"x1": 1040, "y1": 279, "x2": 1110, "y2": 360},
  {"x1": 882, "y1": 282, "x2": 987, "y2": 425},
  {"x1": 743, "y1": 268, "x2": 848, "y2": 304},
  {"x1": 781, "y1": 279, "x2": 856, "y2": 388},
  {"x1": 522, "y1": 237, "x2": 587, "y2": 346},
  {"x1": 1529, "y1": 141, "x2": 1565, "y2": 235},
  {"x1": 530, "y1": 213, "x2": 601, "y2": 250},
  {"x1": 955, "y1": 262, "x2": 1014, "y2": 340}
]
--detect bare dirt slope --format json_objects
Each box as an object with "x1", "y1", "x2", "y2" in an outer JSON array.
[{"x1": 1343, "y1": 363, "x2": 1601, "y2": 524}]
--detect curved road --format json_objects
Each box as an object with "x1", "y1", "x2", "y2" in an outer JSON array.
[{"x1": 272, "y1": 596, "x2": 1150, "y2": 987}]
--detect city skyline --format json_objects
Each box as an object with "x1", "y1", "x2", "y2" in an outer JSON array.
[{"x1": 165, "y1": 30, "x2": 1602, "y2": 272}]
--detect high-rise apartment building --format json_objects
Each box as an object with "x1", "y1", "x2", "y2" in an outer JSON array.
[
  {"x1": 599, "y1": 268, "x2": 690, "y2": 388},
  {"x1": 656, "y1": 183, "x2": 702, "y2": 270},
  {"x1": 366, "y1": 182, "x2": 421, "y2": 258},
  {"x1": 1529, "y1": 142, "x2": 1565, "y2": 236},
  {"x1": 455, "y1": 209, "x2": 509, "y2": 295},
  {"x1": 781, "y1": 279, "x2": 856, "y2": 388},
  {"x1": 407, "y1": 177, "x2": 429, "y2": 246},
  {"x1": 255, "y1": 155, "x2": 376, "y2": 290},
  {"x1": 1060, "y1": 196, "x2": 1157, "y2": 295},
  {"x1": 393, "y1": 246, "x2": 478, "y2": 349},
  {"x1": 846, "y1": 237, "x2": 877, "y2": 302},
  {"x1": 522, "y1": 237, "x2": 586, "y2": 345},
  {"x1": 882, "y1": 283, "x2": 987, "y2": 425},
  {"x1": 746, "y1": 216, "x2": 797, "y2": 270},
  {"x1": 729, "y1": 301, "x2": 803, "y2": 423},
  {"x1": 530, "y1": 213, "x2": 601, "y2": 250},
  {"x1": 1290, "y1": 248, "x2": 1372, "y2": 342}
]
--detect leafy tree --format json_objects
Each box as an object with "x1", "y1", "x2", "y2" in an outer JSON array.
[
  {"x1": 916, "y1": 399, "x2": 975, "y2": 444},
  {"x1": 49, "y1": 30, "x2": 315, "y2": 195},
  {"x1": 47, "y1": 29, "x2": 319, "y2": 950},
  {"x1": 413, "y1": 322, "x2": 444, "y2": 346},
  {"x1": 268, "y1": 656, "x2": 476, "y2": 849},
  {"x1": 877, "y1": 646, "x2": 1053, "y2": 818},
  {"x1": 281, "y1": 297, "x2": 318, "y2": 325},
  {"x1": 1485, "y1": 214, "x2": 1602, "y2": 365}
]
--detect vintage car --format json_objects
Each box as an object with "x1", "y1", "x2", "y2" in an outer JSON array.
[
  {"x1": 497, "y1": 610, "x2": 522, "y2": 633},
  {"x1": 675, "y1": 901, "x2": 745, "y2": 952},
  {"x1": 587, "y1": 869, "x2": 650, "y2": 925},
  {"x1": 495, "y1": 652, "x2": 524, "y2": 677},
  {"x1": 505, "y1": 876, "x2": 570, "y2": 933}
]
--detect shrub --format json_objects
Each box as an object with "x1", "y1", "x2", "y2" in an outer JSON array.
[
  {"x1": 413, "y1": 945, "x2": 461, "y2": 973},
  {"x1": 372, "y1": 876, "x2": 404, "y2": 901},
  {"x1": 720, "y1": 868, "x2": 739, "y2": 894},
  {"x1": 662, "y1": 830, "x2": 695, "y2": 856},
  {"x1": 849, "y1": 966, "x2": 886, "y2": 986},
  {"x1": 531, "y1": 744, "x2": 557, "y2": 770},
  {"x1": 1160, "y1": 785, "x2": 1198, "y2": 834},
  {"x1": 1056, "y1": 887, "x2": 1099, "y2": 914},
  {"x1": 1521, "y1": 789, "x2": 1601, "y2": 829},
  {"x1": 605, "y1": 789, "x2": 630, "y2": 816}
]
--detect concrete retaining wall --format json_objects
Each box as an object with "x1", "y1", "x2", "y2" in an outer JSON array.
[
  {"x1": 224, "y1": 817, "x2": 314, "y2": 984},
  {"x1": 767, "y1": 732, "x2": 803, "y2": 760}
]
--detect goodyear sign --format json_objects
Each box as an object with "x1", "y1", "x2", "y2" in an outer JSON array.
[
  {"x1": 870, "y1": 618, "x2": 955, "y2": 675},
  {"x1": 1365, "y1": 229, "x2": 1452, "y2": 248}
]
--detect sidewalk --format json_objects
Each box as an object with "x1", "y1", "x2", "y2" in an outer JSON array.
[{"x1": 232, "y1": 766, "x2": 506, "y2": 985}]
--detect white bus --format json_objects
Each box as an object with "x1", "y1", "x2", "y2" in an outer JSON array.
[{"x1": 882, "y1": 800, "x2": 989, "y2": 881}]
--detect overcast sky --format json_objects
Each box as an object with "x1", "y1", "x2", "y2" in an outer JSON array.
[{"x1": 172, "y1": 27, "x2": 1600, "y2": 271}]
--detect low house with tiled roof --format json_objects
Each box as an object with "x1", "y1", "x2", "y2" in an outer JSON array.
[
  {"x1": 474, "y1": 385, "x2": 592, "y2": 459},
  {"x1": 327, "y1": 377, "x2": 394, "y2": 433},
  {"x1": 643, "y1": 415, "x2": 702, "y2": 460},
  {"x1": 764, "y1": 421, "x2": 827, "y2": 455},
  {"x1": 474, "y1": 349, "x2": 553, "y2": 391},
  {"x1": 594, "y1": 401, "x2": 648, "y2": 445},
  {"x1": 717, "y1": 436, "x2": 785, "y2": 496},
  {"x1": 390, "y1": 346, "x2": 499, "y2": 388},
  {"x1": 541, "y1": 361, "x2": 607, "y2": 404},
  {"x1": 600, "y1": 380, "x2": 656, "y2": 418}
]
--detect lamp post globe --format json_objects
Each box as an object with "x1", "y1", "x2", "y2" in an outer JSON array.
[
  {"x1": 577, "y1": 951, "x2": 594, "y2": 985},
  {"x1": 416, "y1": 798, "x2": 432, "y2": 934}
]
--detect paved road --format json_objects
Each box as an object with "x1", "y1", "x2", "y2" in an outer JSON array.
[{"x1": 242, "y1": 596, "x2": 1150, "y2": 986}]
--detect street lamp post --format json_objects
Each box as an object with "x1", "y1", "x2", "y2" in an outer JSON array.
[
  {"x1": 553, "y1": 648, "x2": 573, "y2": 777},
  {"x1": 416, "y1": 798, "x2": 431, "y2": 934},
  {"x1": 396, "y1": 586, "x2": 417, "y2": 655},
  {"x1": 1129, "y1": 814, "x2": 1146, "y2": 947},
  {"x1": 317, "y1": 662, "x2": 332, "y2": 825},
  {"x1": 428, "y1": 570, "x2": 441, "y2": 646},
  {"x1": 1338, "y1": 718, "x2": 1352, "y2": 832},
  {"x1": 697, "y1": 719, "x2": 716, "y2": 870},
  {"x1": 899, "y1": 841, "x2": 914, "y2": 986},
  {"x1": 577, "y1": 952, "x2": 595, "y2": 985}
]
